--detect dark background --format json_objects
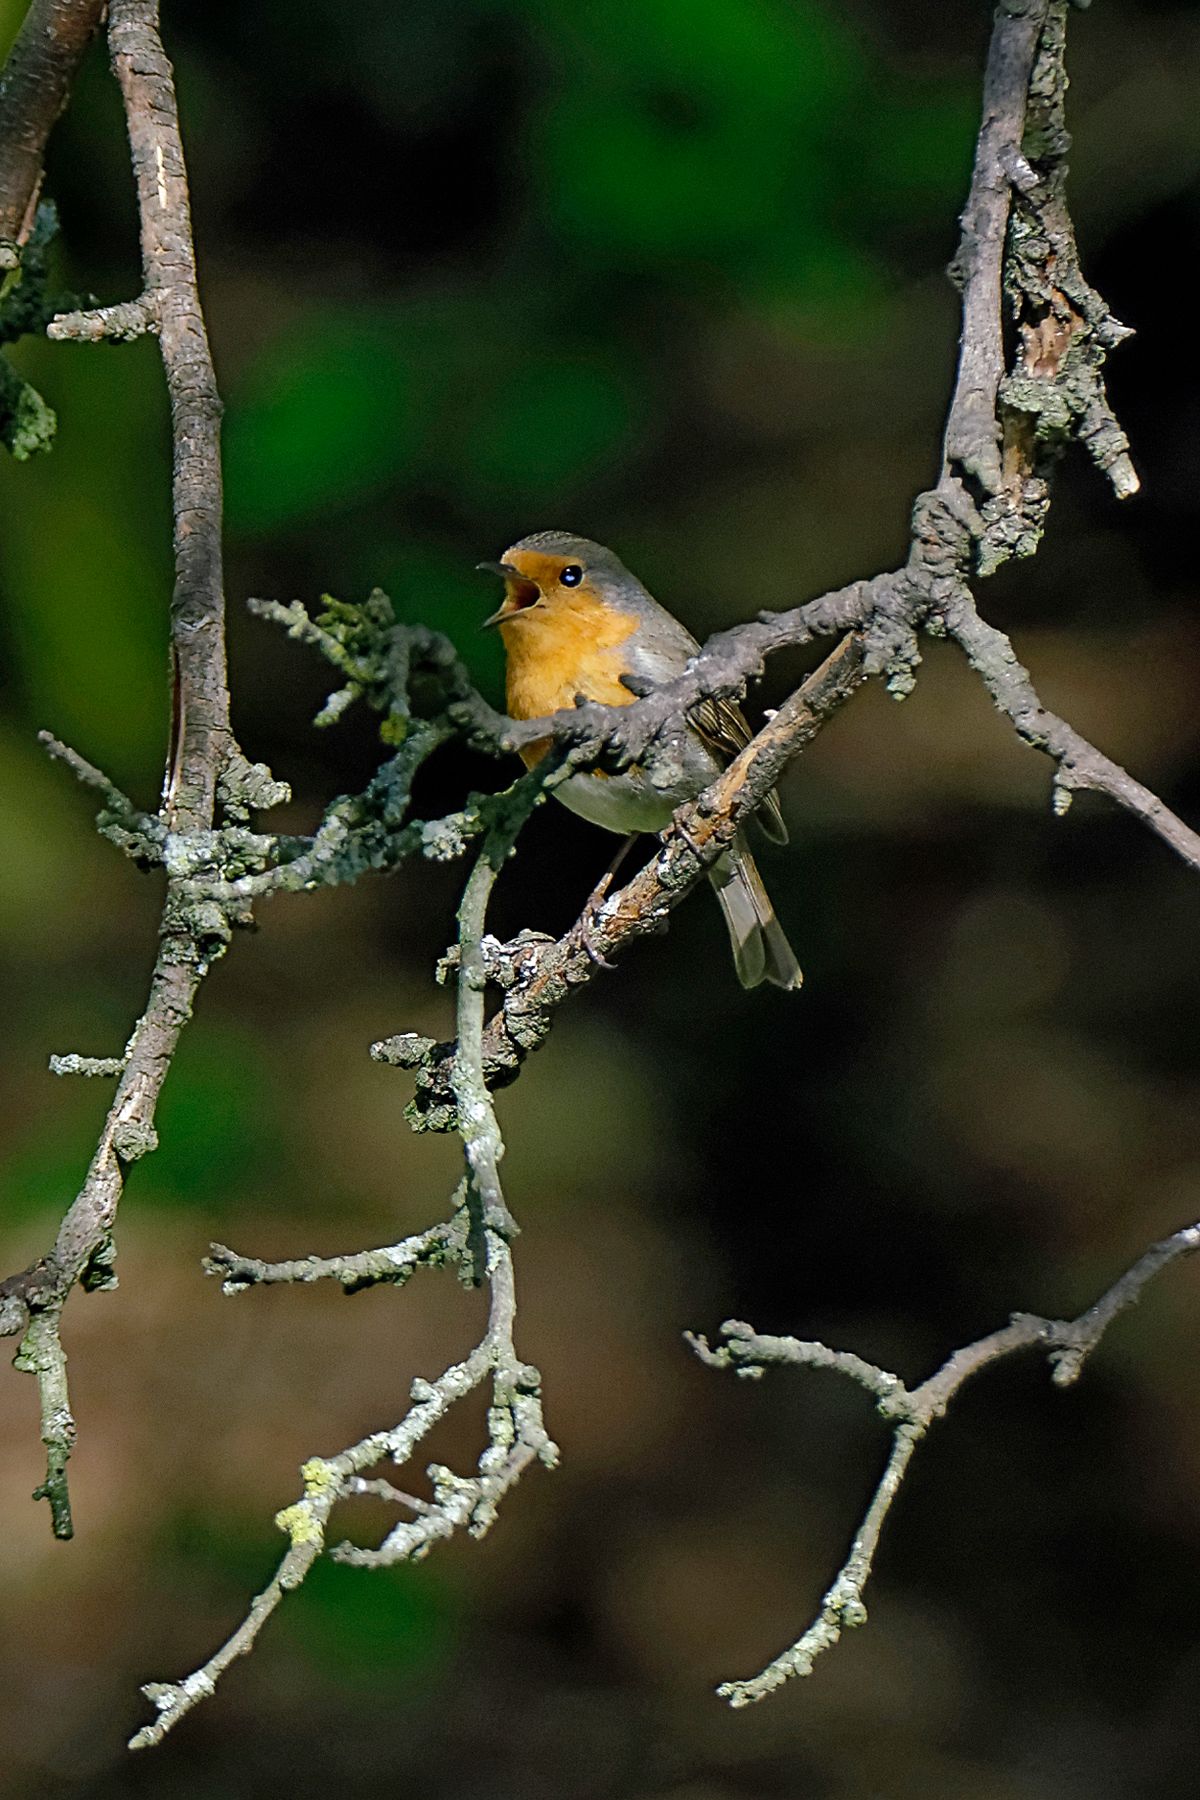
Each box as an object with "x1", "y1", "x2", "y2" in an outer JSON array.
[{"x1": 3, "y1": 2, "x2": 1200, "y2": 1796}]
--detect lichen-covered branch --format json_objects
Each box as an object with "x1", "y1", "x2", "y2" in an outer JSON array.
[
  {"x1": 940, "y1": 0, "x2": 1047, "y2": 492},
  {"x1": 130, "y1": 1209, "x2": 556, "y2": 1750},
  {"x1": 203, "y1": 1196, "x2": 474, "y2": 1297},
  {"x1": 690, "y1": 1222, "x2": 1200, "y2": 1705},
  {"x1": 130, "y1": 803, "x2": 558, "y2": 1750}
]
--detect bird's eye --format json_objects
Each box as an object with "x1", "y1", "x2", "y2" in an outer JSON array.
[{"x1": 559, "y1": 564, "x2": 584, "y2": 587}]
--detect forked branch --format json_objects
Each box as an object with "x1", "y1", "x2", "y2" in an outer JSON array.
[
  {"x1": 690, "y1": 1224, "x2": 1200, "y2": 1704},
  {"x1": 130, "y1": 794, "x2": 558, "y2": 1750}
]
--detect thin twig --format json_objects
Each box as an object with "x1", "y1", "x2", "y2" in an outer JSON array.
[
  {"x1": 129, "y1": 805, "x2": 557, "y2": 1749},
  {"x1": 203, "y1": 1202, "x2": 472, "y2": 1295},
  {"x1": 106, "y1": 0, "x2": 233, "y2": 825},
  {"x1": 939, "y1": 595, "x2": 1200, "y2": 869},
  {"x1": 37, "y1": 730, "x2": 166, "y2": 854},
  {"x1": 48, "y1": 292, "x2": 158, "y2": 341},
  {"x1": 127, "y1": 1225, "x2": 546, "y2": 1749},
  {"x1": 693, "y1": 1222, "x2": 1200, "y2": 1705}
]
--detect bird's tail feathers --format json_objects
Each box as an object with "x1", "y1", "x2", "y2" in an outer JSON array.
[{"x1": 708, "y1": 836, "x2": 802, "y2": 991}]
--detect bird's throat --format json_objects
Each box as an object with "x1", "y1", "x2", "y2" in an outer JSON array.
[{"x1": 502, "y1": 597, "x2": 639, "y2": 767}]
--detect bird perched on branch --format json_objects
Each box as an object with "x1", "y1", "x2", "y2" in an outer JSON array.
[{"x1": 479, "y1": 530, "x2": 801, "y2": 990}]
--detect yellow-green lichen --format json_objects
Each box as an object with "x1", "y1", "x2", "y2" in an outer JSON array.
[
  {"x1": 274, "y1": 1502, "x2": 324, "y2": 1546},
  {"x1": 300, "y1": 1456, "x2": 337, "y2": 1494}
]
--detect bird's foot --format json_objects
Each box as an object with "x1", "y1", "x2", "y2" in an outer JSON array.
[{"x1": 574, "y1": 872, "x2": 618, "y2": 970}]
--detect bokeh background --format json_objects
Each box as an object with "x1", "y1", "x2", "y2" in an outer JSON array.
[{"x1": 3, "y1": 2, "x2": 1200, "y2": 1795}]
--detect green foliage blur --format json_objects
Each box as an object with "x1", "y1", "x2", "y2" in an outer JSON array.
[
  {"x1": 0, "y1": 206, "x2": 66, "y2": 457},
  {"x1": 3, "y1": 2, "x2": 1200, "y2": 1797}
]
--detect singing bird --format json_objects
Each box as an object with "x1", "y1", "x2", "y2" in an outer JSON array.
[{"x1": 480, "y1": 531, "x2": 801, "y2": 990}]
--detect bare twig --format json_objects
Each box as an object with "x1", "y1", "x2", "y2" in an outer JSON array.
[
  {"x1": 203, "y1": 1199, "x2": 473, "y2": 1296},
  {"x1": 47, "y1": 291, "x2": 158, "y2": 341},
  {"x1": 691, "y1": 1223, "x2": 1200, "y2": 1705},
  {"x1": 0, "y1": 0, "x2": 106, "y2": 264},
  {"x1": 107, "y1": 0, "x2": 232, "y2": 825},
  {"x1": 130, "y1": 1213, "x2": 556, "y2": 1750},
  {"x1": 940, "y1": 0, "x2": 1048, "y2": 491},
  {"x1": 37, "y1": 730, "x2": 166, "y2": 857},
  {"x1": 1, "y1": 0, "x2": 251, "y2": 1537},
  {"x1": 938, "y1": 594, "x2": 1200, "y2": 868}
]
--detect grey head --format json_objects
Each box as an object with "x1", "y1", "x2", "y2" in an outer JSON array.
[
  {"x1": 501, "y1": 530, "x2": 697, "y2": 655},
  {"x1": 506, "y1": 530, "x2": 641, "y2": 592}
]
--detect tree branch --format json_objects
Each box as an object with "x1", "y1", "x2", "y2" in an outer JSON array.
[
  {"x1": 938, "y1": 593, "x2": 1200, "y2": 868},
  {"x1": 1, "y1": 0, "x2": 266, "y2": 1537},
  {"x1": 690, "y1": 1223, "x2": 1200, "y2": 1705},
  {"x1": 0, "y1": 0, "x2": 106, "y2": 265},
  {"x1": 102, "y1": 0, "x2": 232, "y2": 827},
  {"x1": 129, "y1": 796, "x2": 558, "y2": 1750},
  {"x1": 940, "y1": 0, "x2": 1047, "y2": 492},
  {"x1": 406, "y1": 632, "x2": 869, "y2": 1130}
]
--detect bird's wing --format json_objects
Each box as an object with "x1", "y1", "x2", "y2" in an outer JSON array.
[
  {"x1": 624, "y1": 597, "x2": 788, "y2": 845},
  {"x1": 689, "y1": 696, "x2": 788, "y2": 845}
]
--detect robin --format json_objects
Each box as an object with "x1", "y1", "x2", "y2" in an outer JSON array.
[{"x1": 479, "y1": 531, "x2": 802, "y2": 990}]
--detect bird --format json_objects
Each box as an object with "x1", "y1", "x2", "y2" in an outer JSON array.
[{"x1": 479, "y1": 530, "x2": 801, "y2": 990}]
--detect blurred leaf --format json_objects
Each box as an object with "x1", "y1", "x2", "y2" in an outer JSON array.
[
  {"x1": 225, "y1": 316, "x2": 427, "y2": 534},
  {"x1": 0, "y1": 321, "x2": 171, "y2": 787},
  {"x1": 147, "y1": 1024, "x2": 291, "y2": 1212},
  {"x1": 283, "y1": 1554, "x2": 461, "y2": 1680},
  {"x1": 0, "y1": 1100, "x2": 102, "y2": 1226},
  {"x1": 537, "y1": 94, "x2": 785, "y2": 261},
  {"x1": 527, "y1": 0, "x2": 859, "y2": 265},
  {"x1": 526, "y1": 0, "x2": 857, "y2": 114},
  {"x1": 461, "y1": 350, "x2": 646, "y2": 507},
  {"x1": 749, "y1": 237, "x2": 890, "y2": 343},
  {"x1": 159, "y1": 1505, "x2": 284, "y2": 1591},
  {"x1": 0, "y1": 725, "x2": 123, "y2": 945},
  {"x1": 866, "y1": 88, "x2": 978, "y2": 211}
]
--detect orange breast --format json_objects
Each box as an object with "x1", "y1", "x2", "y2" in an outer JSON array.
[{"x1": 502, "y1": 595, "x2": 638, "y2": 769}]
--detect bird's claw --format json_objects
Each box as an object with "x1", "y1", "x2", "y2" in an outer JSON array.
[{"x1": 574, "y1": 872, "x2": 618, "y2": 970}]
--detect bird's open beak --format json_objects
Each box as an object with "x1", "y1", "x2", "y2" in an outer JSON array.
[{"x1": 477, "y1": 560, "x2": 542, "y2": 628}]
